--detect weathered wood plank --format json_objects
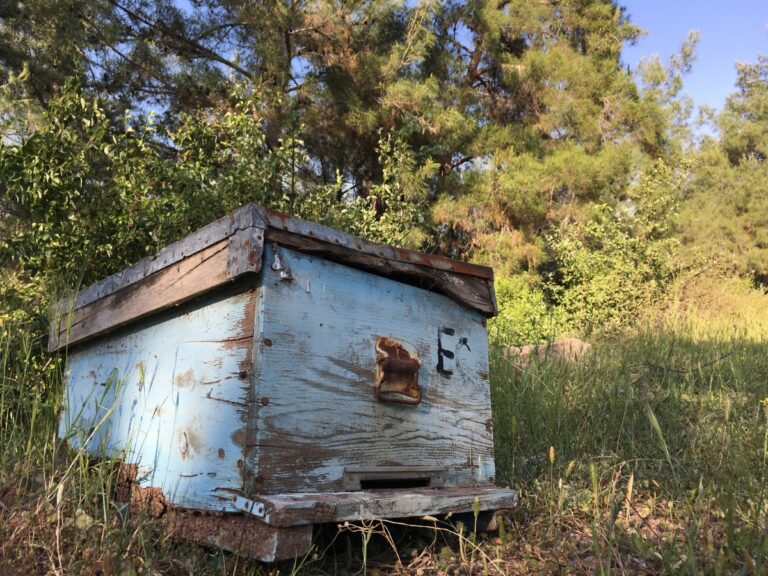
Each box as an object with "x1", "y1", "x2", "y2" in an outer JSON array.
[
  {"x1": 60, "y1": 287, "x2": 257, "y2": 512},
  {"x1": 260, "y1": 208, "x2": 493, "y2": 279},
  {"x1": 265, "y1": 228, "x2": 496, "y2": 315},
  {"x1": 237, "y1": 486, "x2": 518, "y2": 527},
  {"x1": 226, "y1": 225, "x2": 265, "y2": 279},
  {"x1": 73, "y1": 205, "x2": 260, "y2": 310},
  {"x1": 52, "y1": 239, "x2": 231, "y2": 351},
  {"x1": 246, "y1": 245, "x2": 497, "y2": 495}
]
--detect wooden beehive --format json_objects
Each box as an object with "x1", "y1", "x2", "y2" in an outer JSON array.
[{"x1": 50, "y1": 204, "x2": 517, "y2": 561}]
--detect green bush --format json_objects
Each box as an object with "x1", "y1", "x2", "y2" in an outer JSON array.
[
  {"x1": 545, "y1": 160, "x2": 681, "y2": 333},
  {"x1": 488, "y1": 275, "x2": 562, "y2": 347},
  {"x1": 1, "y1": 83, "x2": 431, "y2": 337}
]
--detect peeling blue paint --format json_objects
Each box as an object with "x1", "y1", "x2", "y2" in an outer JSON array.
[{"x1": 61, "y1": 245, "x2": 497, "y2": 512}]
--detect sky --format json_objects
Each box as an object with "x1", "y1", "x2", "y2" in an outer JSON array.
[{"x1": 621, "y1": 0, "x2": 768, "y2": 112}]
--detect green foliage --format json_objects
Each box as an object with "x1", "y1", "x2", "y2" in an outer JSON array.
[
  {"x1": 720, "y1": 55, "x2": 768, "y2": 164},
  {"x1": 431, "y1": 0, "x2": 662, "y2": 269},
  {"x1": 311, "y1": 134, "x2": 436, "y2": 248},
  {"x1": 545, "y1": 161, "x2": 681, "y2": 333},
  {"x1": 0, "y1": 83, "x2": 430, "y2": 333},
  {"x1": 2, "y1": 2, "x2": 708, "y2": 347},
  {"x1": 3, "y1": 86, "x2": 167, "y2": 287},
  {"x1": 2, "y1": 0, "x2": 685, "y2": 280},
  {"x1": 490, "y1": 314, "x2": 768, "y2": 572},
  {"x1": 636, "y1": 30, "x2": 700, "y2": 153},
  {"x1": 678, "y1": 55, "x2": 768, "y2": 284},
  {"x1": 679, "y1": 142, "x2": 768, "y2": 282},
  {"x1": 488, "y1": 275, "x2": 562, "y2": 346},
  {"x1": 0, "y1": 0, "x2": 93, "y2": 111}
]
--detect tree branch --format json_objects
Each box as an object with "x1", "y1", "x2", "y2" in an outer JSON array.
[{"x1": 106, "y1": 0, "x2": 255, "y2": 81}]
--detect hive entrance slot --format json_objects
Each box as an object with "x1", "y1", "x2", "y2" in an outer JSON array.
[
  {"x1": 359, "y1": 477, "x2": 432, "y2": 490},
  {"x1": 343, "y1": 467, "x2": 446, "y2": 491}
]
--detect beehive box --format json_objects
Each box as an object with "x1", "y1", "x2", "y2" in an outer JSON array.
[{"x1": 50, "y1": 204, "x2": 517, "y2": 561}]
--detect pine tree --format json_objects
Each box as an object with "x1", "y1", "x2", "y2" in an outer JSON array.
[
  {"x1": 678, "y1": 54, "x2": 768, "y2": 283},
  {"x1": 2, "y1": 0, "x2": 684, "y2": 276}
]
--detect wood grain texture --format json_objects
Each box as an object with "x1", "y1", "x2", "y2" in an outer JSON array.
[
  {"x1": 246, "y1": 245, "x2": 497, "y2": 496},
  {"x1": 73, "y1": 205, "x2": 260, "y2": 310},
  {"x1": 60, "y1": 286, "x2": 257, "y2": 512},
  {"x1": 52, "y1": 240, "x2": 231, "y2": 351},
  {"x1": 226, "y1": 226, "x2": 265, "y2": 279},
  {"x1": 264, "y1": 229, "x2": 496, "y2": 316},
  {"x1": 244, "y1": 486, "x2": 518, "y2": 527}
]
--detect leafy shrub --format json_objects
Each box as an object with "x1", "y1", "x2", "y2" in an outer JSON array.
[
  {"x1": 0, "y1": 83, "x2": 431, "y2": 336},
  {"x1": 545, "y1": 161, "x2": 681, "y2": 333},
  {"x1": 488, "y1": 275, "x2": 562, "y2": 346}
]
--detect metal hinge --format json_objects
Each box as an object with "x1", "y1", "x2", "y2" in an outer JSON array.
[{"x1": 232, "y1": 495, "x2": 267, "y2": 519}]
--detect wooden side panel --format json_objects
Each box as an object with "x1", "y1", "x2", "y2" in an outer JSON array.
[
  {"x1": 265, "y1": 228, "x2": 496, "y2": 316},
  {"x1": 247, "y1": 245, "x2": 496, "y2": 495},
  {"x1": 53, "y1": 240, "x2": 230, "y2": 351},
  {"x1": 60, "y1": 286, "x2": 258, "y2": 512}
]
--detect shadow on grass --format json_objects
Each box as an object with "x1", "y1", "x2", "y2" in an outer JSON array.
[
  {"x1": 7, "y1": 319, "x2": 768, "y2": 574},
  {"x1": 491, "y1": 327, "x2": 768, "y2": 574}
]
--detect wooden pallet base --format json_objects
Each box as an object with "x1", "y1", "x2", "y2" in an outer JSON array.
[
  {"x1": 233, "y1": 485, "x2": 519, "y2": 527},
  {"x1": 116, "y1": 465, "x2": 517, "y2": 561},
  {"x1": 165, "y1": 510, "x2": 313, "y2": 562}
]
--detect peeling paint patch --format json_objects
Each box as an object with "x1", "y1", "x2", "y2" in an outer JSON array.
[
  {"x1": 174, "y1": 368, "x2": 196, "y2": 388},
  {"x1": 231, "y1": 429, "x2": 246, "y2": 447}
]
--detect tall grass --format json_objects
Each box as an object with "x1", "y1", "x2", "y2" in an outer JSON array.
[
  {"x1": 490, "y1": 277, "x2": 768, "y2": 573},
  {"x1": 3, "y1": 273, "x2": 768, "y2": 574}
]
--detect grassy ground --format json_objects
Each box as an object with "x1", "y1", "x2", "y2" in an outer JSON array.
[
  {"x1": 2, "y1": 275, "x2": 768, "y2": 574},
  {"x1": 493, "y1": 331, "x2": 768, "y2": 573}
]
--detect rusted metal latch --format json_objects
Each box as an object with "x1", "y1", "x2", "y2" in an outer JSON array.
[{"x1": 375, "y1": 337, "x2": 421, "y2": 405}]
